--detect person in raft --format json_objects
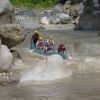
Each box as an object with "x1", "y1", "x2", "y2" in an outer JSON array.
[
  {"x1": 46, "y1": 36, "x2": 55, "y2": 53},
  {"x1": 31, "y1": 30, "x2": 39, "y2": 48},
  {"x1": 36, "y1": 37, "x2": 43, "y2": 49},
  {"x1": 58, "y1": 43, "x2": 66, "y2": 53}
]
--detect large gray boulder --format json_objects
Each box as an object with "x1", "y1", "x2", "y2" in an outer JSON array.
[
  {"x1": 0, "y1": 40, "x2": 13, "y2": 69},
  {"x1": 0, "y1": 0, "x2": 15, "y2": 24},
  {"x1": 77, "y1": 0, "x2": 100, "y2": 30},
  {"x1": 0, "y1": 24, "x2": 26, "y2": 48},
  {"x1": 64, "y1": 0, "x2": 83, "y2": 18}
]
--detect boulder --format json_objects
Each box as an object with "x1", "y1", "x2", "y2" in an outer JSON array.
[
  {"x1": 0, "y1": 0, "x2": 15, "y2": 24},
  {"x1": 1, "y1": 45, "x2": 13, "y2": 69},
  {"x1": 51, "y1": 0, "x2": 83, "y2": 25},
  {"x1": 78, "y1": 0, "x2": 100, "y2": 30},
  {"x1": 0, "y1": 24, "x2": 26, "y2": 48},
  {"x1": 0, "y1": 41, "x2": 13, "y2": 69},
  {"x1": 64, "y1": 1, "x2": 83, "y2": 17}
]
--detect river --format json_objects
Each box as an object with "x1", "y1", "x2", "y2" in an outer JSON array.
[{"x1": 1, "y1": 28, "x2": 100, "y2": 100}]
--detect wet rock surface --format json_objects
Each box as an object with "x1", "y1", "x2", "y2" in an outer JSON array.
[
  {"x1": 0, "y1": 43, "x2": 13, "y2": 69},
  {"x1": 0, "y1": 24, "x2": 26, "y2": 48},
  {"x1": 63, "y1": 1, "x2": 83, "y2": 19},
  {"x1": 51, "y1": 0, "x2": 83, "y2": 26},
  {"x1": 0, "y1": 0, "x2": 26, "y2": 48},
  {"x1": 77, "y1": 0, "x2": 100, "y2": 30},
  {"x1": 0, "y1": 72, "x2": 19, "y2": 86},
  {"x1": 0, "y1": 0, "x2": 15, "y2": 24}
]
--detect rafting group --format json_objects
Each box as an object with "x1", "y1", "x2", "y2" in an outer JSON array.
[{"x1": 30, "y1": 30, "x2": 66, "y2": 58}]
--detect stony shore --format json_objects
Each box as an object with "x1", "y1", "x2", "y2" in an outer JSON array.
[{"x1": 0, "y1": 71, "x2": 19, "y2": 86}]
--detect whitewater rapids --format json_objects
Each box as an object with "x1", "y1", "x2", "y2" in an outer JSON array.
[{"x1": 20, "y1": 54, "x2": 72, "y2": 82}]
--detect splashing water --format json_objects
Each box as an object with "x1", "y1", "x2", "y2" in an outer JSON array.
[{"x1": 20, "y1": 54, "x2": 72, "y2": 82}]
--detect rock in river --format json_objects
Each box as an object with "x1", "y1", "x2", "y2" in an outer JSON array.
[
  {"x1": 0, "y1": 0, "x2": 15, "y2": 24},
  {"x1": 77, "y1": 0, "x2": 100, "y2": 30},
  {"x1": 0, "y1": 40, "x2": 13, "y2": 69},
  {"x1": 0, "y1": 24, "x2": 26, "y2": 48}
]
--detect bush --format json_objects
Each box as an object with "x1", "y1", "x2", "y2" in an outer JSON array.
[{"x1": 10, "y1": 0, "x2": 57, "y2": 8}]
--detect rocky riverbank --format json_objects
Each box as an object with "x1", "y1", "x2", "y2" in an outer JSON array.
[
  {"x1": 0, "y1": 0, "x2": 24, "y2": 85},
  {"x1": 0, "y1": 71, "x2": 19, "y2": 86},
  {"x1": 0, "y1": 0, "x2": 100, "y2": 86}
]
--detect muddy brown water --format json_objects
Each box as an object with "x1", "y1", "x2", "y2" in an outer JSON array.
[{"x1": 2, "y1": 29, "x2": 100, "y2": 100}]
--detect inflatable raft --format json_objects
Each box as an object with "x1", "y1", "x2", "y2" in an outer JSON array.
[{"x1": 31, "y1": 43, "x2": 66, "y2": 59}]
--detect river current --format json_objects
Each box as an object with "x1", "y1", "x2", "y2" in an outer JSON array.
[{"x1": 1, "y1": 29, "x2": 100, "y2": 100}]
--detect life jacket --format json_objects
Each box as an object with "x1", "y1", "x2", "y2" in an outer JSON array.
[
  {"x1": 36, "y1": 41, "x2": 43, "y2": 48},
  {"x1": 58, "y1": 46, "x2": 65, "y2": 53},
  {"x1": 48, "y1": 40, "x2": 54, "y2": 46},
  {"x1": 43, "y1": 41, "x2": 48, "y2": 46},
  {"x1": 32, "y1": 33, "x2": 39, "y2": 44},
  {"x1": 47, "y1": 40, "x2": 54, "y2": 50}
]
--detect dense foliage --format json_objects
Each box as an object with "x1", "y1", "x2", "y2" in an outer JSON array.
[{"x1": 10, "y1": 0, "x2": 57, "y2": 8}]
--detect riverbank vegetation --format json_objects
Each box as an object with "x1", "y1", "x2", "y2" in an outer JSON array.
[{"x1": 10, "y1": 0, "x2": 57, "y2": 8}]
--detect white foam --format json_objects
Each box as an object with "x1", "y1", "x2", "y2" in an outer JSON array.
[{"x1": 20, "y1": 54, "x2": 72, "y2": 82}]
